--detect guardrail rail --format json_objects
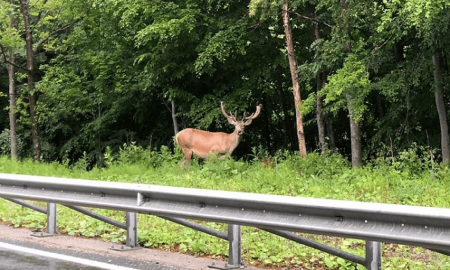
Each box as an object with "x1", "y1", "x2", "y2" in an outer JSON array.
[{"x1": 1, "y1": 173, "x2": 450, "y2": 269}]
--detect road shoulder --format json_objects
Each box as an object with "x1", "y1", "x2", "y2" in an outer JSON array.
[{"x1": 0, "y1": 225, "x2": 260, "y2": 270}]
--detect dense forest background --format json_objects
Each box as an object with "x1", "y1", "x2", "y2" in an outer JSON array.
[{"x1": 0, "y1": 0, "x2": 449, "y2": 167}]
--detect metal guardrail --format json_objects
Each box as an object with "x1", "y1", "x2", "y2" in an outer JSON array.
[{"x1": 0, "y1": 173, "x2": 450, "y2": 269}]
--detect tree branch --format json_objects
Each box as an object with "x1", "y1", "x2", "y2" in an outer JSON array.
[
  {"x1": 288, "y1": 10, "x2": 332, "y2": 28},
  {"x1": 369, "y1": 36, "x2": 392, "y2": 56},
  {"x1": 0, "y1": 44, "x2": 7, "y2": 63},
  {"x1": 0, "y1": 44, "x2": 27, "y2": 71},
  {"x1": 33, "y1": 19, "x2": 81, "y2": 54}
]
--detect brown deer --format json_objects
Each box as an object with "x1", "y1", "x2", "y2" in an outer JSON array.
[{"x1": 176, "y1": 101, "x2": 262, "y2": 162}]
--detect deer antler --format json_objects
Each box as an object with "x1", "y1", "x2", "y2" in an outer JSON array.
[
  {"x1": 221, "y1": 101, "x2": 237, "y2": 124},
  {"x1": 244, "y1": 104, "x2": 262, "y2": 125}
]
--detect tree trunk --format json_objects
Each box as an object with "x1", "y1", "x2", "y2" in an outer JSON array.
[
  {"x1": 314, "y1": 23, "x2": 326, "y2": 153},
  {"x1": 316, "y1": 79, "x2": 326, "y2": 153},
  {"x1": 275, "y1": 87, "x2": 288, "y2": 148},
  {"x1": 326, "y1": 119, "x2": 337, "y2": 151},
  {"x1": 8, "y1": 51, "x2": 18, "y2": 160},
  {"x1": 282, "y1": 2, "x2": 307, "y2": 157},
  {"x1": 432, "y1": 47, "x2": 450, "y2": 163},
  {"x1": 340, "y1": 0, "x2": 362, "y2": 167},
  {"x1": 276, "y1": 83, "x2": 295, "y2": 151},
  {"x1": 97, "y1": 103, "x2": 103, "y2": 167},
  {"x1": 171, "y1": 99, "x2": 179, "y2": 135},
  {"x1": 262, "y1": 95, "x2": 273, "y2": 153},
  {"x1": 347, "y1": 94, "x2": 362, "y2": 166},
  {"x1": 19, "y1": 0, "x2": 41, "y2": 162},
  {"x1": 375, "y1": 91, "x2": 384, "y2": 119},
  {"x1": 8, "y1": 2, "x2": 18, "y2": 161}
]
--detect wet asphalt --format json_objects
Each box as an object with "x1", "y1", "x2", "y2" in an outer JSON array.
[{"x1": 0, "y1": 239, "x2": 193, "y2": 270}]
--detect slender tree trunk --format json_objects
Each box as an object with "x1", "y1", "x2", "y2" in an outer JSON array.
[
  {"x1": 8, "y1": 51, "x2": 18, "y2": 160},
  {"x1": 432, "y1": 47, "x2": 450, "y2": 163},
  {"x1": 340, "y1": 0, "x2": 362, "y2": 167},
  {"x1": 19, "y1": 0, "x2": 41, "y2": 162},
  {"x1": 8, "y1": 2, "x2": 18, "y2": 161},
  {"x1": 275, "y1": 87, "x2": 288, "y2": 148},
  {"x1": 316, "y1": 80, "x2": 326, "y2": 153},
  {"x1": 262, "y1": 95, "x2": 272, "y2": 153},
  {"x1": 347, "y1": 94, "x2": 362, "y2": 166},
  {"x1": 276, "y1": 83, "x2": 295, "y2": 151},
  {"x1": 326, "y1": 119, "x2": 337, "y2": 151},
  {"x1": 97, "y1": 103, "x2": 103, "y2": 167},
  {"x1": 375, "y1": 91, "x2": 384, "y2": 119},
  {"x1": 314, "y1": 23, "x2": 326, "y2": 153},
  {"x1": 282, "y1": 2, "x2": 307, "y2": 157},
  {"x1": 171, "y1": 99, "x2": 179, "y2": 135}
]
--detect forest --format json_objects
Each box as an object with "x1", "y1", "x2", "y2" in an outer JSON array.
[
  {"x1": 0, "y1": 0, "x2": 448, "y2": 166},
  {"x1": 1, "y1": 1, "x2": 450, "y2": 268}
]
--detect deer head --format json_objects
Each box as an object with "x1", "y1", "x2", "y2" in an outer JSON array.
[{"x1": 220, "y1": 101, "x2": 262, "y2": 137}]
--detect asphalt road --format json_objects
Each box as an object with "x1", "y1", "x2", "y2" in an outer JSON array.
[
  {"x1": 0, "y1": 240, "x2": 190, "y2": 270},
  {"x1": 0, "y1": 225, "x2": 256, "y2": 270}
]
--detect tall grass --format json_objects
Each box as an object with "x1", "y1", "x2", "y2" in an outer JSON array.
[{"x1": 0, "y1": 144, "x2": 449, "y2": 269}]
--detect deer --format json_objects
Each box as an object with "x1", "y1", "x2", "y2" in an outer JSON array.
[{"x1": 176, "y1": 101, "x2": 262, "y2": 163}]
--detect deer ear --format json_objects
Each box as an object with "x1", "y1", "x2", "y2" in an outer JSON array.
[{"x1": 244, "y1": 119, "x2": 253, "y2": 126}]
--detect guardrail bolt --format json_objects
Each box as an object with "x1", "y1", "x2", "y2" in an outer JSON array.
[
  {"x1": 199, "y1": 202, "x2": 206, "y2": 208},
  {"x1": 101, "y1": 193, "x2": 105, "y2": 197},
  {"x1": 23, "y1": 185, "x2": 27, "y2": 190},
  {"x1": 334, "y1": 216, "x2": 343, "y2": 222},
  {"x1": 424, "y1": 226, "x2": 428, "y2": 229}
]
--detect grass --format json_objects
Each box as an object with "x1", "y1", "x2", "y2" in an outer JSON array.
[{"x1": 0, "y1": 145, "x2": 450, "y2": 269}]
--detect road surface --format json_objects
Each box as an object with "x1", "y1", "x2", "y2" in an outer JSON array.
[{"x1": 0, "y1": 225, "x2": 261, "y2": 270}]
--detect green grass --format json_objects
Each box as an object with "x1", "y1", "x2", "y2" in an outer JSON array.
[{"x1": 1, "y1": 147, "x2": 450, "y2": 269}]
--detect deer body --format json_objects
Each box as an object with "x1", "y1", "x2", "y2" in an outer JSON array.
[
  {"x1": 176, "y1": 128, "x2": 241, "y2": 161},
  {"x1": 176, "y1": 101, "x2": 262, "y2": 162}
]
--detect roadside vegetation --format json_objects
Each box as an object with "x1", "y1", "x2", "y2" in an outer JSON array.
[{"x1": 1, "y1": 144, "x2": 450, "y2": 269}]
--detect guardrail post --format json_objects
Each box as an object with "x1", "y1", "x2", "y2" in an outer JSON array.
[
  {"x1": 366, "y1": 241, "x2": 382, "y2": 270},
  {"x1": 110, "y1": 211, "x2": 139, "y2": 251},
  {"x1": 31, "y1": 202, "x2": 57, "y2": 237},
  {"x1": 47, "y1": 203, "x2": 57, "y2": 235},
  {"x1": 126, "y1": 211, "x2": 138, "y2": 248},
  {"x1": 227, "y1": 224, "x2": 242, "y2": 269}
]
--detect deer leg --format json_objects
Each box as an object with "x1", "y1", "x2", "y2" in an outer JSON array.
[
  {"x1": 180, "y1": 148, "x2": 193, "y2": 170},
  {"x1": 182, "y1": 149, "x2": 193, "y2": 162}
]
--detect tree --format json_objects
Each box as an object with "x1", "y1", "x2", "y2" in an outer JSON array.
[
  {"x1": 314, "y1": 22, "x2": 326, "y2": 154},
  {"x1": 282, "y1": 2, "x2": 307, "y2": 157},
  {"x1": 19, "y1": 0, "x2": 41, "y2": 162},
  {"x1": 432, "y1": 47, "x2": 450, "y2": 163},
  {"x1": 379, "y1": 0, "x2": 450, "y2": 164},
  {"x1": 249, "y1": 0, "x2": 309, "y2": 157},
  {"x1": 0, "y1": 0, "x2": 22, "y2": 160}
]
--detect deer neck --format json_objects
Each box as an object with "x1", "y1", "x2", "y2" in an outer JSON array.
[{"x1": 231, "y1": 129, "x2": 242, "y2": 147}]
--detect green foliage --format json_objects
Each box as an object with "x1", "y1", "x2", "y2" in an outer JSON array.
[
  {"x1": 319, "y1": 55, "x2": 371, "y2": 121},
  {"x1": 1, "y1": 150, "x2": 450, "y2": 268}
]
